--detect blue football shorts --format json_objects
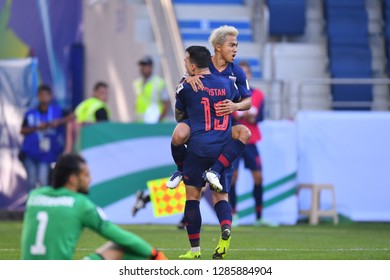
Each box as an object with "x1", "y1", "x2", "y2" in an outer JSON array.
[{"x1": 183, "y1": 151, "x2": 233, "y2": 193}]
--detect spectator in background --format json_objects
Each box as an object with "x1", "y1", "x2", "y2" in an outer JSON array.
[
  {"x1": 229, "y1": 61, "x2": 278, "y2": 227},
  {"x1": 133, "y1": 55, "x2": 171, "y2": 123},
  {"x1": 20, "y1": 84, "x2": 74, "y2": 191},
  {"x1": 74, "y1": 81, "x2": 110, "y2": 124},
  {"x1": 65, "y1": 81, "x2": 110, "y2": 153}
]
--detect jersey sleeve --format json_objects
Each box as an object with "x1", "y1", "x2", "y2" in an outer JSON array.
[
  {"x1": 80, "y1": 199, "x2": 153, "y2": 258},
  {"x1": 235, "y1": 65, "x2": 252, "y2": 99},
  {"x1": 175, "y1": 82, "x2": 188, "y2": 112},
  {"x1": 230, "y1": 79, "x2": 241, "y2": 102}
]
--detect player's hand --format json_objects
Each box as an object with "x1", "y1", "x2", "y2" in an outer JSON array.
[
  {"x1": 49, "y1": 119, "x2": 61, "y2": 128},
  {"x1": 185, "y1": 75, "x2": 204, "y2": 92},
  {"x1": 37, "y1": 122, "x2": 49, "y2": 130},
  {"x1": 215, "y1": 99, "x2": 239, "y2": 116}
]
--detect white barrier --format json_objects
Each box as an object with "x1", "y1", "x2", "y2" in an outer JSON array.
[
  {"x1": 80, "y1": 121, "x2": 298, "y2": 225},
  {"x1": 297, "y1": 111, "x2": 390, "y2": 222},
  {"x1": 80, "y1": 111, "x2": 390, "y2": 224}
]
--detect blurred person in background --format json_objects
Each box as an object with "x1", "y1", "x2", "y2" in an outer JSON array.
[
  {"x1": 229, "y1": 61, "x2": 278, "y2": 227},
  {"x1": 74, "y1": 81, "x2": 110, "y2": 124},
  {"x1": 133, "y1": 55, "x2": 171, "y2": 123},
  {"x1": 20, "y1": 84, "x2": 74, "y2": 191},
  {"x1": 65, "y1": 81, "x2": 110, "y2": 153}
]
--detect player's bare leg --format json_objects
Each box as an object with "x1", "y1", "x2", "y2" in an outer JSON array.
[{"x1": 232, "y1": 124, "x2": 252, "y2": 144}]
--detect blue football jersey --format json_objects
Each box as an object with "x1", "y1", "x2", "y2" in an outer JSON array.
[
  {"x1": 209, "y1": 59, "x2": 251, "y2": 99},
  {"x1": 176, "y1": 74, "x2": 240, "y2": 157}
]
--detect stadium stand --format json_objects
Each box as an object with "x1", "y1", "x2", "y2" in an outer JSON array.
[
  {"x1": 172, "y1": 0, "x2": 386, "y2": 115},
  {"x1": 173, "y1": 0, "x2": 244, "y2": 4},
  {"x1": 267, "y1": 0, "x2": 306, "y2": 36},
  {"x1": 324, "y1": 0, "x2": 373, "y2": 110},
  {"x1": 384, "y1": 0, "x2": 390, "y2": 74},
  {"x1": 262, "y1": 0, "x2": 333, "y2": 117},
  {"x1": 173, "y1": 0, "x2": 262, "y2": 78}
]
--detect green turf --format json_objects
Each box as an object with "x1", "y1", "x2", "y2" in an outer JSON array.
[{"x1": 1, "y1": 221, "x2": 390, "y2": 260}]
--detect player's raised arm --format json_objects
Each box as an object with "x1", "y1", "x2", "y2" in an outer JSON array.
[
  {"x1": 236, "y1": 95, "x2": 252, "y2": 111},
  {"x1": 185, "y1": 74, "x2": 204, "y2": 92}
]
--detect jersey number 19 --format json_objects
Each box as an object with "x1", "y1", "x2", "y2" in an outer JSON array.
[{"x1": 201, "y1": 97, "x2": 229, "y2": 131}]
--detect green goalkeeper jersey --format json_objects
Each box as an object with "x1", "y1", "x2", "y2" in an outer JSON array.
[{"x1": 21, "y1": 186, "x2": 153, "y2": 260}]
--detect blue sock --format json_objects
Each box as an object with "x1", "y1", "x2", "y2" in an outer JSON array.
[
  {"x1": 214, "y1": 200, "x2": 232, "y2": 232},
  {"x1": 184, "y1": 200, "x2": 201, "y2": 247},
  {"x1": 229, "y1": 183, "x2": 237, "y2": 213},
  {"x1": 211, "y1": 140, "x2": 245, "y2": 174},
  {"x1": 253, "y1": 183, "x2": 263, "y2": 220},
  {"x1": 171, "y1": 143, "x2": 186, "y2": 172}
]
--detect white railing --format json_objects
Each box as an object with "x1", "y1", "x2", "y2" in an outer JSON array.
[
  {"x1": 296, "y1": 78, "x2": 390, "y2": 115},
  {"x1": 252, "y1": 79, "x2": 286, "y2": 120},
  {"x1": 254, "y1": 78, "x2": 390, "y2": 120}
]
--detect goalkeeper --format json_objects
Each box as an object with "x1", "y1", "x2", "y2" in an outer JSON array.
[{"x1": 21, "y1": 153, "x2": 167, "y2": 260}]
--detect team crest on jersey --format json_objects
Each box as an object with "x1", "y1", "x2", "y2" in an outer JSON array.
[
  {"x1": 176, "y1": 83, "x2": 184, "y2": 94},
  {"x1": 229, "y1": 75, "x2": 237, "y2": 82}
]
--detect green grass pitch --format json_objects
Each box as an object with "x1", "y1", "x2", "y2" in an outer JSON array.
[{"x1": 1, "y1": 221, "x2": 390, "y2": 260}]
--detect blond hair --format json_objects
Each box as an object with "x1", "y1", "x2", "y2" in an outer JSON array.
[{"x1": 208, "y1": 25, "x2": 239, "y2": 48}]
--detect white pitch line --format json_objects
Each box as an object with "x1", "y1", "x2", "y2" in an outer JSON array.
[
  {"x1": 2, "y1": 248, "x2": 390, "y2": 252},
  {"x1": 145, "y1": 248, "x2": 390, "y2": 252}
]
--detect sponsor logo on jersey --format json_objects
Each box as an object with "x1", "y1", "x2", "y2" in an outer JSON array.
[{"x1": 28, "y1": 195, "x2": 75, "y2": 207}]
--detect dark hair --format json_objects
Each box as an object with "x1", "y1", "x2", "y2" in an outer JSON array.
[
  {"x1": 93, "y1": 81, "x2": 108, "y2": 92},
  {"x1": 52, "y1": 153, "x2": 86, "y2": 188},
  {"x1": 185, "y1": 46, "x2": 211, "y2": 69},
  {"x1": 238, "y1": 61, "x2": 252, "y2": 74},
  {"x1": 38, "y1": 84, "x2": 52, "y2": 94}
]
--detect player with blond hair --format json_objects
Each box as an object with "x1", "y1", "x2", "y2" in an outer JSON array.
[
  {"x1": 166, "y1": 25, "x2": 252, "y2": 192},
  {"x1": 132, "y1": 26, "x2": 253, "y2": 231}
]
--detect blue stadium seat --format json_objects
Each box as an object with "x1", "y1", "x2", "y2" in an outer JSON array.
[
  {"x1": 178, "y1": 19, "x2": 253, "y2": 42},
  {"x1": 329, "y1": 47, "x2": 372, "y2": 78},
  {"x1": 383, "y1": 0, "x2": 390, "y2": 73},
  {"x1": 181, "y1": 33, "x2": 252, "y2": 42},
  {"x1": 324, "y1": 0, "x2": 365, "y2": 9},
  {"x1": 267, "y1": 0, "x2": 306, "y2": 36},
  {"x1": 326, "y1": 15, "x2": 368, "y2": 38},
  {"x1": 178, "y1": 20, "x2": 251, "y2": 30},
  {"x1": 324, "y1": 0, "x2": 372, "y2": 109},
  {"x1": 173, "y1": 0, "x2": 244, "y2": 4},
  {"x1": 331, "y1": 85, "x2": 373, "y2": 110}
]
